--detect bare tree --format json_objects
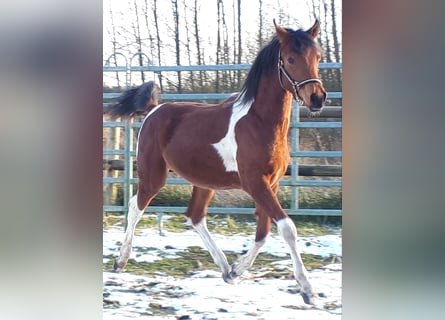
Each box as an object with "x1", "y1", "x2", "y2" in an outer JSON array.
[
  {"x1": 143, "y1": 0, "x2": 155, "y2": 67},
  {"x1": 330, "y1": 0, "x2": 342, "y2": 92},
  {"x1": 171, "y1": 0, "x2": 182, "y2": 92},
  {"x1": 258, "y1": 0, "x2": 263, "y2": 49},
  {"x1": 103, "y1": 0, "x2": 341, "y2": 94},
  {"x1": 330, "y1": 0, "x2": 341, "y2": 63},
  {"x1": 127, "y1": 0, "x2": 145, "y2": 84},
  {"x1": 182, "y1": 0, "x2": 194, "y2": 90},
  {"x1": 193, "y1": 0, "x2": 204, "y2": 87},
  {"x1": 220, "y1": 0, "x2": 230, "y2": 89},
  {"x1": 106, "y1": 2, "x2": 122, "y2": 88},
  {"x1": 212, "y1": 0, "x2": 232, "y2": 91},
  {"x1": 237, "y1": 0, "x2": 242, "y2": 84},
  {"x1": 152, "y1": 0, "x2": 164, "y2": 90},
  {"x1": 215, "y1": 0, "x2": 222, "y2": 92},
  {"x1": 322, "y1": 0, "x2": 332, "y2": 62}
]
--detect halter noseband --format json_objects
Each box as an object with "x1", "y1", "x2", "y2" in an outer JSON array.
[{"x1": 277, "y1": 50, "x2": 323, "y2": 104}]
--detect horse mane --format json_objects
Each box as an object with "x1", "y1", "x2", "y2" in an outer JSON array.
[{"x1": 237, "y1": 27, "x2": 318, "y2": 105}]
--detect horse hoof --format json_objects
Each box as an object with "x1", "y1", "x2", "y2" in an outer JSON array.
[
  {"x1": 222, "y1": 272, "x2": 237, "y2": 284},
  {"x1": 301, "y1": 292, "x2": 316, "y2": 305},
  {"x1": 113, "y1": 260, "x2": 126, "y2": 272}
]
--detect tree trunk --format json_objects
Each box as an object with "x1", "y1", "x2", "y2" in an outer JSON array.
[
  {"x1": 220, "y1": 0, "x2": 229, "y2": 90},
  {"x1": 143, "y1": 0, "x2": 155, "y2": 69},
  {"x1": 107, "y1": 2, "x2": 122, "y2": 88},
  {"x1": 182, "y1": 0, "x2": 194, "y2": 90},
  {"x1": 216, "y1": 0, "x2": 221, "y2": 92},
  {"x1": 258, "y1": 0, "x2": 263, "y2": 49},
  {"x1": 131, "y1": 0, "x2": 145, "y2": 84},
  {"x1": 331, "y1": 0, "x2": 341, "y2": 63},
  {"x1": 152, "y1": 0, "x2": 164, "y2": 90},
  {"x1": 193, "y1": 0, "x2": 204, "y2": 87},
  {"x1": 322, "y1": 0, "x2": 332, "y2": 63},
  {"x1": 171, "y1": 0, "x2": 182, "y2": 92},
  {"x1": 237, "y1": 0, "x2": 242, "y2": 85}
]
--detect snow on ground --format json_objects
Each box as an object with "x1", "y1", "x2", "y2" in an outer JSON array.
[{"x1": 103, "y1": 221, "x2": 342, "y2": 319}]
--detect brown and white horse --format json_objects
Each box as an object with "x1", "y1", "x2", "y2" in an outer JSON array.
[{"x1": 107, "y1": 20, "x2": 327, "y2": 305}]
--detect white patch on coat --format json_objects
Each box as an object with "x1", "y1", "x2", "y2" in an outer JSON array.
[
  {"x1": 136, "y1": 103, "x2": 165, "y2": 156},
  {"x1": 212, "y1": 96, "x2": 253, "y2": 172}
]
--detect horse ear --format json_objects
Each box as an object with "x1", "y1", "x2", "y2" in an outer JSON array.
[
  {"x1": 273, "y1": 19, "x2": 290, "y2": 43},
  {"x1": 306, "y1": 19, "x2": 320, "y2": 39}
]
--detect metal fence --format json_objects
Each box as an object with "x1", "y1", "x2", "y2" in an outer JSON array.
[{"x1": 103, "y1": 54, "x2": 342, "y2": 216}]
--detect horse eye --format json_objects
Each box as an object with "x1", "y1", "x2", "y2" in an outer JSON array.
[{"x1": 287, "y1": 57, "x2": 295, "y2": 64}]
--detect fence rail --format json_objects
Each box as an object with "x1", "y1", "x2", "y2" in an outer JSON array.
[
  {"x1": 103, "y1": 160, "x2": 341, "y2": 177},
  {"x1": 103, "y1": 60, "x2": 342, "y2": 216},
  {"x1": 103, "y1": 92, "x2": 342, "y2": 100}
]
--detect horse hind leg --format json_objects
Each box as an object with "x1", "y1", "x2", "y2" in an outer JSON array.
[
  {"x1": 113, "y1": 159, "x2": 167, "y2": 272},
  {"x1": 113, "y1": 194, "x2": 145, "y2": 272},
  {"x1": 187, "y1": 186, "x2": 232, "y2": 282}
]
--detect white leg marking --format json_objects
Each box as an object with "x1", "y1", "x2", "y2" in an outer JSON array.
[
  {"x1": 212, "y1": 97, "x2": 252, "y2": 172},
  {"x1": 232, "y1": 238, "x2": 266, "y2": 276},
  {"x1": 192, "y1": 217, "x2": 231, "y2": 275},
  {"x1": 276, "y1": 218, "x2": 314, "y2": 295},
  {"x1": 115, "y1": 195, "x2": 144, "y2": 271}
]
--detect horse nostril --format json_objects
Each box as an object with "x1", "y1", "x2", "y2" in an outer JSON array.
[{"x1": 310, "y1": 93, "x2": 324, "y2": 106}]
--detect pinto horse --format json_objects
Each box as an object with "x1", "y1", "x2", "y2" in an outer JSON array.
[{"x1": 107, "y1": 20, "x2": 327, "y2": 305}]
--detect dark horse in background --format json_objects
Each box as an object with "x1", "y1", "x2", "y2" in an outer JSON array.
[{"x1": 106, "y1": 20, "x2": 327, "y2": 305}]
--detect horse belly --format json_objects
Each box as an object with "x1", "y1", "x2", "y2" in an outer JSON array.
[
  {"x1": 179, "y1": 170, "x2": 241, "y2": 190},
  {"x1": 163, "y1": 144, "x2": 241, "y2": 190}
]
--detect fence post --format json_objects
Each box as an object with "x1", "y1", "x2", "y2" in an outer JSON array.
[
  {"x1": 123, "y1": 118, "x2": 132, "y2": 216},
  {"x1": 290, "y1": 101, "x2": 300, "y2": 211}
]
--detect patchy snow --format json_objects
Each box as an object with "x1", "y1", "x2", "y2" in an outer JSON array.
[{"x1": 103, "y1": 220, "x2": 342, "y2": 319}]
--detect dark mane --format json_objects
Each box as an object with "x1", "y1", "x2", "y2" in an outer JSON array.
[
  {"x1": 237, "y1": 37, "x2": 280, "y2": 104},
  {"x1": 237, "y1": 27, "x2": 317, "y2": 104}
]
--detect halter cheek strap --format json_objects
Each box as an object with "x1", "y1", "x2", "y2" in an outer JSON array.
[{"x1": 277, "y1": 51, "x2": 323, "y2": 104}]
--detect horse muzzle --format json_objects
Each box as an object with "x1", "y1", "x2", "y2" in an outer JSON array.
[{"x1": 307, "y1": 92, "x2": 326, "y2": 112}]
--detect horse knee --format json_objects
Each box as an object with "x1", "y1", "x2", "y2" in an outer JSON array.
[{"x1": 276, "y1": 217, "x2": 297, "y2": 241}]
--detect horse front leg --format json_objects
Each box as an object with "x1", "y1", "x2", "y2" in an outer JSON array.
[
  {"x1": 187, "y1": 186, "x2": 232, "y2": 283},
  {"x1": 275, "y1": 217, "x2": 316, "y2": 304},
  {"x1": 242, "y1": 178, "x2": 317, "y2": 305}
]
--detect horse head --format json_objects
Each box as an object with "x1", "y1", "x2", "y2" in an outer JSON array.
[{"x1": 274, "y1": 20, "x2": 327, "y2": 114}]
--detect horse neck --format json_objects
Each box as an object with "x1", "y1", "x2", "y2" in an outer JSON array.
[{"x1": 250, "y1": 73, "x2": 294, "y2": 135}]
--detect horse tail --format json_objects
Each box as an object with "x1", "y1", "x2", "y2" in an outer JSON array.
[{"x1": 105, "y1": 81, "x2": 162, "y2": 118}]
